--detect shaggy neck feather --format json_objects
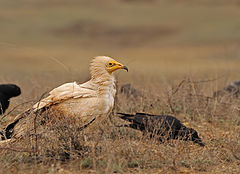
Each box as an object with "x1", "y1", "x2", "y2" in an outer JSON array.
[{"x1": 90, "y1": 59, "x2": 115, "y2": 95}]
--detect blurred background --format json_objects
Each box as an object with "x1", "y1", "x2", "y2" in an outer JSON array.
[{"x1": 1, "y1": 0, "x2": 240, "y2": 101}]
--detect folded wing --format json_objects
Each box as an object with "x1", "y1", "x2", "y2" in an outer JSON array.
[{"x1": 33, "y1": 81, "x2": 97, "y2": 111}]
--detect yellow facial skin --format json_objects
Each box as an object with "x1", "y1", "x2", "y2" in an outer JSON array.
[{"x1": 106, "y1": 60, "x2": 128, "y2": 74}]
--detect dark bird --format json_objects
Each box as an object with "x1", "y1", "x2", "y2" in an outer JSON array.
[
  {"x1": 0, "y1": 84, "x2": 21, "y2": 114},
  {"x1": 213, "y1": 80, "x2": 240, "y2": 98},
  {"x1": 117, "y1": 112, "x2": 205, "y2": 146},
  {"x1": 120, "y1": 83, "x2": 141, "y2": 98}
]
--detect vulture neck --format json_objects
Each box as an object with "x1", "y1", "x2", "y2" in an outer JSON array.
[{"x1": 90, "y1": 66, "x2": 115, "y2": 96}]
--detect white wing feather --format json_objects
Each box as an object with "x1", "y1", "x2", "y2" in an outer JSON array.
[{"x1": 33, "y1": 81, "x2": 97, "y2": 111}]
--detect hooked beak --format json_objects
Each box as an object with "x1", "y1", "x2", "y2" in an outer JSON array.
[
  {"x1": 122, "y1": 65, "x2": 128, "y2": 72},
  {"x1": 107, "y1": 61, "x2": 129, "y2": 74}
]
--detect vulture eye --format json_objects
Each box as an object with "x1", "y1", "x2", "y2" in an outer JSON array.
[{"x1": 109, "y1": 62, "x2": 113, "y2": 66}]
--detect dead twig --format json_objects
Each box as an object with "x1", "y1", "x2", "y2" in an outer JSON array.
[
  {"x1": 33, "y1": 92, "x2": 49, "y2": 153},
  {"x1": 0, "y1": 100, "x2": 35, "y2": 122},
  {"x1": 188, "y1": 75, "x2": 225, "y2": 84},
  {"x1": 0, "y1": 147, "x2": 33, "y2": 153}
]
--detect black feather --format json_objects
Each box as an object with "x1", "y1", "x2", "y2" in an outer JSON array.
[
  {"x1": 118, "y1": 112, "x2": 205, "y2": 146},
  {"x1": 0, "y1": 84, "x2": 21, "y2": 114}
]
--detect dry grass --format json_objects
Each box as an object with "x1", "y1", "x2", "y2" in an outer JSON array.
[{"x1": 0, "y1": 77, "x2": 240, "y2": 174}]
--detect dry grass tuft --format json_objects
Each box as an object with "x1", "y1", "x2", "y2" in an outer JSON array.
[{"x1": 0, "y1": 77, "x2": 240, "y2": 173}]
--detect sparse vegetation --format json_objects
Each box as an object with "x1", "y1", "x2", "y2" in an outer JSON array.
[{"x1": 0, "y1": 78, "x2": 240, "y2": 173}]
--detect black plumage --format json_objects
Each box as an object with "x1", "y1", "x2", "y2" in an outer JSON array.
[
  {"x1": 118, "y1": 112, "x2": 205, "y2": 146},
  {"x1": 0, "y1": 84, "x2": 21, "y2": 114},
  {"x1": 120, "y1": 83, "x2": 141, "y2": 98},
  {"x1": 213, "y1": 80, "x2": 240, "y2": 98}
]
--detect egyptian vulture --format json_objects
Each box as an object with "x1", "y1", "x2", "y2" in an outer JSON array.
[
  {"x1": 0, "y1": 84, "x2": 21, "y2": 115},
  {"x1": 1, "y1": 56, "x2": 128, "y2": 141},
  {"x1": 118, "y1": 112, "x2": 205, "y2": 146}
]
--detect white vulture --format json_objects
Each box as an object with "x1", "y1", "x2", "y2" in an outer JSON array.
[{"x1": 0, "y1": 56, "x2": 128, "y2": 141}]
